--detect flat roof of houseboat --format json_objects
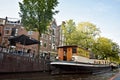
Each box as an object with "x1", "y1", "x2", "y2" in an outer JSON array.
[{"x1": 57, "y1": 45, "x2": 78, "y2": 48}]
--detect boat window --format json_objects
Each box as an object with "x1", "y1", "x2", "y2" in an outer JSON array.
[{"x1": 72, "y1": 48, "x2": 76, "y2": 54}]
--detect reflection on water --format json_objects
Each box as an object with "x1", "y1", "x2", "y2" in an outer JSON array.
[{"x1": 0, "y1": 69, "x2": 119, "y2": 80}]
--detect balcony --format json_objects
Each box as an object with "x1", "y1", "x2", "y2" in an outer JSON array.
[{"x1": 6, "y1": 20, "x2": 20, "y2": 25}]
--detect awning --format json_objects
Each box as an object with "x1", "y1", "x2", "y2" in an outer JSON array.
[{"x1": 8, "y1": 34, "x2": 40, "y2": 45}]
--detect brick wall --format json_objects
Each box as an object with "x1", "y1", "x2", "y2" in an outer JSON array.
[{"x1": 0, "y1": 52, "x2": 50, "y2": 73}]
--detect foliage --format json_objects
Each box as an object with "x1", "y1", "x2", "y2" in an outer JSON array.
[
  {"x1": 19, "y1": 0, "x2": 59, "y2": 32},
  {"x1": 73, "y1": 22, "x2": 100, "y2": 49},
  {"x1": 76, "y1": 22, "x2": 100, "y2": 37},
  {"x1": 61, "y1": 20, "x2": 76, "y2": 45},
  {"x1": 92, "y1": 37, "x2": 112, "y2": 59},
  {"x1": 109, "y1": 42, "x2": 120, "y2": 62},
  {"x1": 92, "y1": 37, "x2": 119, "y2": 61},
  {"x1": 19, "y1": 0, "x2": 59, "y2": 55},
  {"x1": 77, "y1": 47, "x2": 90, "y2": 58}
]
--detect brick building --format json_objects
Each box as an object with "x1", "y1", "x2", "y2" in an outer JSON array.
[
  {"x1": 0, "y1": 18, "x2": 5, "y2": 45},
  {"x1": 0, "y1": 17, "x2": 21, "y2": 48},
  {"x1": 0, "y1": 17, "x2": 60, "y2": 56}
]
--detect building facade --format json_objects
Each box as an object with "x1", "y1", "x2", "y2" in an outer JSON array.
[
  {"x1": 0, "y1": 17, "x2": 21, "y2": 47},
  {"x1": 57, "y1": 21, "x2": 66, "y2": 46},
  {"x1": 0, "y1": 17, "x2": 60, "y2": 56},
  {"x1": 0, "y1": 18, "x2": 5, "y2": 45},
  {"x1": 40, "y1": 19, "x2": 58, "y2": 54}
]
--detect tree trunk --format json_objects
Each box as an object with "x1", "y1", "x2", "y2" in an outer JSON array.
[{"x1": 37, "y1": 33, "x2": 41, "y2": 58}]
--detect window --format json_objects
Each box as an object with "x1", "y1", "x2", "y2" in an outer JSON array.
[
  {"x1": 40, "y1": 34, "x2": 43, "y2": 38},
  {"x1": 28, "y1": 31, "x2": 33, "y2": 35},
  {"x1": 0, "y1": 19, "x2": 5, "y2": 25},
  {"x1": 40, "y1": 40, "x2": 42, "y2": 46},
  {"x1": 44, "y1": 43, "x2": 46, "y2": 47},
  {"x1": 11, "y1": 28, "x2": 16, "y2": 36},
  {"x1": 49, "y1": 36, "x2": 51, "y2": 40},
  {"x1": 5, "y1": 27, "x2": 11, "y2": 30},
  {"x1": 52, "y1": 44, "x2": 55, "y2": 50},
  {"x1": 52, "y1": 29, "x2": 55, "y2": 35},
  {"x1": 72, "y1": 48, "x2": 77, "y2": 54},
  {"x1": 5, "y1": 30, "x2": 10, "y2": 35},
  {"x1": 52, "y1": 36, "x2": 55, "y2": 43},
  {"x1": 4, "y1": 27, "x2": 11, "y2": 35}
]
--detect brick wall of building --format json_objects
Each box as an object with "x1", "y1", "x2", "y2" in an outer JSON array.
[{"x1": 0, "y1": 17, "x2": 61, "y2": 56}]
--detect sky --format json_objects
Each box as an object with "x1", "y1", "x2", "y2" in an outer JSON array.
[{"x1": 0, "y1": 0, "x2": 120, "y2": 45}]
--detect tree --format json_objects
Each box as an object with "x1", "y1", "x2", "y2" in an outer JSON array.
[
  {"x1": 19, "y1": 0, "x2": 59, "y2": 55},
  {"x1": 61, "y1": 21, "x2": 100, "y2": 49},
  {"x1": 110, "y1": 42, "x2": 120, "y2": 62},
  {"x1": 74, "y1": 22, "x2": 100, "y2": 49},
  {"x1": 92, "y1": 37, "x2": 119, "y2": 61},
  {"x1": 77, "y1": 22, "x2": 100, "y2": 37},
  {"x1": 61, "y1": 20, "x2": 76, "y2": 45},
  {"x1": 92, "y1": 37, "x2": 112, "y2": 59}
]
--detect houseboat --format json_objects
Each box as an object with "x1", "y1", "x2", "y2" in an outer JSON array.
[{"x1": 50, "y1": 46, "x2": 111, "y2": 75}]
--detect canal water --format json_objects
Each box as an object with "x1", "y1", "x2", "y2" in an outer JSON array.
[{"x1": 0, "y1": 69, "x2": 119, "y2": 80}]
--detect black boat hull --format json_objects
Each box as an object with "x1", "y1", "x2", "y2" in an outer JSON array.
[{"x1": 50, "y1": 61, "x2": 111, "y2": 75}]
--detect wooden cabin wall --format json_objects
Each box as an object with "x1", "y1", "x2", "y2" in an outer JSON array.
[
  {"x1": 58, "y1": 48, "x2": 63, "y2": 60},
  {"x1": 67, "y1": 47, "x2": 72, "y2": 61},
  {"x1": 76, "y1": 47, "x2": 78, "y2": 55},
  {"x1": 57, "y1": 46, "x2": 78, "y2": 61}
]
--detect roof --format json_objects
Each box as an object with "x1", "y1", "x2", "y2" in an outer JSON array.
[{"x1": 57, "y1": 45, "x2": 78, "y2": 48}]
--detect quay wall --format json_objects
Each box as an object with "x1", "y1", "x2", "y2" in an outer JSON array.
[{"x1": 0, "y1": 52, "x2": 50, "y2": 73}]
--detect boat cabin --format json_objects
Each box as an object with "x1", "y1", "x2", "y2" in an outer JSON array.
[
  {"x1": 57, "y1": 46, "x2": 78, "y2": 61},
  {"x1": 56, "y1": 45, "x2": 110, "y2": 65}
]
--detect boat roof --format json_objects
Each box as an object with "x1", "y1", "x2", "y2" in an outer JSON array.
[{"x1": 57, "y1": 45, "x2": 78, "y2": 48}]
